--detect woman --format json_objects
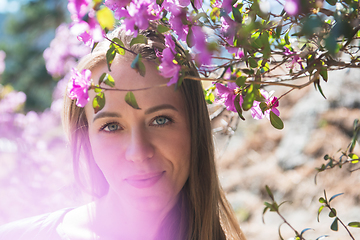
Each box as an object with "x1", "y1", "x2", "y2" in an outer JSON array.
[{"x1": 0, "y1": 24, "x2": 246, "y2": 240}]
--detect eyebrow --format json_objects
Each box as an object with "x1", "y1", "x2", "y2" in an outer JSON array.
[
  {"x1": 93, "y1": 104, "x2": 178, "y2": 122},
  {"x1": 144, "y1": 104, "x2": 178, "y2": 115},
  {"x1": 93, "y1": 112, "x2": 122, "y2": 122}
]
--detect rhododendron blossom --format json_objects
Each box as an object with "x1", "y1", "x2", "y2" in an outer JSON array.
[
  {"x1": 191, "y1": 26, "x2": 212, "y2": 66},
  {"x1": 163, "y1": 1, "x2": 189, "y2": 41},
  {"x1": 67, "y1": 68, "x2": 92, "y2": 107},
  {"x1": 284, "y1": 47, "x2": 303, "y2": 69},
  {"x1": 158, "y1": 34, "x2": 180, "y2": 86},
  {"x1": 68, "y1": 0, "x2": 104, "y2": 46},
  {"x1": 114, "y1": 0, "x2": 161, "y2": 36},
  {"x1": 68, "y1": 0, "x2": 90, "y2": 20},
  {"x1": 215, "y1": 82, "x2": 243, "y2": 112},
  {"x1": 105, "y1": 0, "x2": 132, "y2": 10},
  {"x1": 251, "y1": 90, "x2": 280, "y2": 120}
]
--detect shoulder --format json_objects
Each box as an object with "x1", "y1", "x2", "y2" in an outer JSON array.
[{"x1": 0, "y1": 208, "x2": 73, "y2": 240}]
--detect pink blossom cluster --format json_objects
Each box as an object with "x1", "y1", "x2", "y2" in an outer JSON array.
[
  {"x1": 106, "y1": 0, "x2": 161, "y2": 37},
  {"x1": 158, "y1": 34, "x2": 181, "y2": 86},
  {"x1": 43, "y1": 23, "x2": 91, "y2": 77},
  {"x1": 68, "y1": 0, "x2": 104, "y2": 46},
  {"x1": 0, "y1": 86, "x2": 72, "y2": 219},
  {"x1": 67, "y1": 68, "x2": 92, "y2": 107},
  {"x1": 284, "y1": 47, "x2": 303, "y2": 69},
  {"x1": 215, "y1": 83, "x2": 280, "y2": 120}
]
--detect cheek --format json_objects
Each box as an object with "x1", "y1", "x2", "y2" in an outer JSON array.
[{"x1": 88, "y1": 134, "x2": 124, "y2": 176}]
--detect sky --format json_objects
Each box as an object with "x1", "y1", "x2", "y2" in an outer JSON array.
[{"x1": 0, "y1": 0, "x2": 20, "y2": 13}]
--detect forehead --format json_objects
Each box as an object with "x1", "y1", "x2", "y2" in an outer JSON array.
[{"x1": 85, "y1": 56, "x2": 186, "y2": 116}]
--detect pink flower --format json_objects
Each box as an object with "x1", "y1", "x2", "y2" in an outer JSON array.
[
  {"x1": 70, "y1": 12, "x2": 104, "y2": 46},
  {"x1": 117, "y1": 0, "x2": 161, "y2": 36},
  {"x1": 158, "y1": 34, "x2": 180, "y2": 86},
  {"x1": 105, "y1": 0, "x2": 132, "y2": 10},
  {"x1": 191, "y1": 26, "x2": 212, "y2": 66},
  {"x1": 227, "y1": 47, "x2": 244, "y2": 59},
  {"x1": 163, "y1": 1, "x2": 189, "y2": 41},
  {"x1": 67, "y1": 0, "x2": 90, "y2": 20},
  {"x1": 43, "y1": 23, "x2": 90, "y2": 77},
  {"x1": 284, "y1": 0, "x2": 300, "y2": 16},
  {"x1": 215, "y1": 82, "x2": 243, "y2": 112},
  {"x1": 67, "y1": 0, "x2": 104, "y2": 46},
  {"x1": 193, "y1": 0, "x2": 203, "y2": 9},
  {"x1": 251, "y1": 90, "x2": 280, "y2": 120},
  {"x1": 67, "y1": 68, "x2": 92, "y2": 107},
  {"x1": 284, "y1": 47, "x2": 303, "y2": 69},
  {"x1": 221, "y1": 0, "x2": 234, "y2": 13}
]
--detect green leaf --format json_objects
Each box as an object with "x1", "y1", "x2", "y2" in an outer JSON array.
[
  {"x1": 157, "y1": 24, "x2": 170, "y2": 33},
  {"x1": 264, "y1": 201, "x2": 274, "y2": 211},
  {"x1": 316, "y1": 235, "x2": 329, "y2": 240},
  {"x1": 262, "y1": 206, "x2": 269, "y2": 223},
  {"x1": 106, "y1": 45, "x2": 116, "y2": 71},
  {"x1": 270, "y1": 111, "x2": 284, "y2": 130},
  {"x1": 98, "y1": 73, "x2": 107, "y2": 85},
  {"x1": 112, "y1": 38, "x2": 125, "y2": 55},
  {"x1": 234, "y1": 94, "x2": 245, "y2": 120},
  {"x1": 242, "y1": 84, "x2": 256, "y2": 111},
  {"x1": 204, "y1": 89, "x2": 215, "y2": 104},
  {"x1": 235, "y1": 76, "x2": 247, "y2": 87},
  {"x1": 94, "y1": 87, "x2": 102, "y2": 93},
  {"x1": 255, "y1": 89, "x2": 266, "y2": 102},
  {"x1": 130, "y1": 35, "x2": 148, "y2": 47},
  {"x1": 329, "y1": 193, "x2": 343, "y2": 203},
  {"x1": 131, "y1": 54, "x2": 146, "y2": 77},
  {"x1": 104, "y1": 74, "x2": 115, "y2": 87},
  {"x1": 317, "y1": 205, "x2": 324, "y2": 222},
  {"x1": 259, "y1": 102, "x2": 267, "y2": 113},
  {"x1": 96, "y1": 7, "x2": 115, "y2": 30},
  {"x1": 232, "y1": 6, "x2": 242, "y2": 23},
  {"x1": 314, "y1": 80, "x2": 327, "y2": 99},
  {"x1": 319, "y1": 197, "x2": 326, "y2": 203},
  {"x1": 320, "y1": 67, "x2": 328, "y2": 82},
  {"x1": 330, "y1": 218, "x2": 338, "y2": 231},
  {"x1": 91, "y1": 42, "x2": 99, "y2": 53},
  {"x1": 275, "y1": 24, "x2": 282, "y2": 39},
  {"x1": 186, "y1": 27, "x2": 194, "y2": 48},
  {"x1": 284, "y1": 31, "x2": 290, "y2": 45},
  {"x1": 300, "y1": 228, "x2": 313, "y2": 237},
  {"x1": 210, "y1": 7, "x2": 220, "y2": 22},
  {"x1": 93, "y1": 92, "x2": 105, "y2": 114},
  {"x1": 329, "y1": 208, "x2": 337, "y2": 218},
  {"x1": 248, "y1": 58, "x2": 258, "y2": 68},
  {"x1": 125, "y1": 91, "x2": 140, "y2": 109},
  {"x1": 349, "y1": 153, "x2": 359, "y2": 163},
  {"x1": 348, "y1": 222, "x2": 360, "y2": 228},
  {"x1": 265, "y1": 185, "x2": 274, "y2": 201}
]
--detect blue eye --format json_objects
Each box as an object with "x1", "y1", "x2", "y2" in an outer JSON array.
[
  {"x1": 101, "y1": 123, "x2": 120, "y2": 132},
  {"x1": 152, "y1": 116, "x2": 170, "y2": 126}
]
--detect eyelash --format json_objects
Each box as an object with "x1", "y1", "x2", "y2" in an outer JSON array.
[
  {"x1": 151, "y1": 115, "x2": 173, "y2": 127},
  {"x1": 99, "y1": 115, "x2": 173, "y2": 133}
]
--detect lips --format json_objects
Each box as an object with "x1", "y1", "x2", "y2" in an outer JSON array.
[{"x1": 125, "y1": 171, "x2": 165, "y2": 189}]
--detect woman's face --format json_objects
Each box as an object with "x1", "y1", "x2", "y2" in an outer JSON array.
[{"x1": 85, "y1": 56, "x2": 191, "y2": 213}]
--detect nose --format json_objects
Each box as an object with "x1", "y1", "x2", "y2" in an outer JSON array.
[{"x1": 125, "y1": 128, "x2": 154, "y2": 162}]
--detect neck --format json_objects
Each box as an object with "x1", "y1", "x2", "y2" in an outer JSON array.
[{"x1": 91, "y1": 189, "x2": 179, "y2": 240}]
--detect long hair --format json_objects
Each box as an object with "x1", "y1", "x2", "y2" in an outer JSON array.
[{"x1": 62, "y1": 22, "x2": 246, "y2": 240}]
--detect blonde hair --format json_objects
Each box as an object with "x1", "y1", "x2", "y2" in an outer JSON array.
[{"x1": 63, "y1": 23, "x2": 246, "y2": 240}]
